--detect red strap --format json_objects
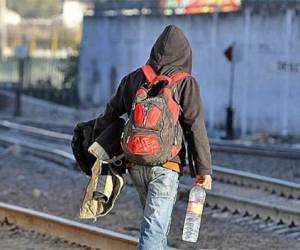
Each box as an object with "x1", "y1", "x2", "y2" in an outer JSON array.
[
  {"x1": 155, "y1": 75, "x2": 172, "y2": 84},
  {"x1": 170, "y1": 71, "x2": 190, "y2": 84},
  {"x1": 141, "y1": 64, "x2": 189, "y2": 86},
  {"x1": 142, "y1": 65, "x2": 157, "y2": 83}
]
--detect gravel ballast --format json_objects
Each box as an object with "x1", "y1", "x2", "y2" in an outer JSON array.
[{"x1": 0, "y1": 151, "x2": 299, "y2": 250}]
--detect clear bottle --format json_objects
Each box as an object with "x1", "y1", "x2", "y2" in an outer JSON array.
[{"x1": 182, "y1": 185, "x2": 206, "y2": 242}]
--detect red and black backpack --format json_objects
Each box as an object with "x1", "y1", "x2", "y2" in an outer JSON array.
[{"x1": 121, "y1": 64, "x2": 190, "y2": 165}]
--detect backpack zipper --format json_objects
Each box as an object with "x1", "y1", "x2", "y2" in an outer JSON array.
[{"x1": 142, "y1": 103, "x2": 150, "y2": 127}]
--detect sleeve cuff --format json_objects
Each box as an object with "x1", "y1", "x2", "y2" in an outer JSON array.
[
  {"x1": 88, "y1": 142, "x2": 110, "y2": 160},
  {"x1": 195, "y1": 167, "x2": 212, "y2": 176}
]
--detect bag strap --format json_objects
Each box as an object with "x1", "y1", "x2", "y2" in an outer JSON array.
[
  {"x1": 142, "y1": 64, "x2": 157, "y2": 83},
  {"x1": 141, "y1": 64, "x2": 190, "y2": 86},
  {"x1": 170, "y1": 71, "x2": 190, "y2": 84}
]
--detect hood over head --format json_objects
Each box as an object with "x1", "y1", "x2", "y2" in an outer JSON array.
[{"x1": 147, "y1": 25, "x2": 192, "y2": 75}]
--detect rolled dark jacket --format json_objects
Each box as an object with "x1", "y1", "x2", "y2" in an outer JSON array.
[
  {"x1": 93, "y1": 25, "x2": 212, "y2": 176},
  {"x1": 71, "y1": 119, "x2": 96, "y2": 176},
  {"x1": 71, "y1": 118, "x2": 126, "y2": 176},
  {"x1": 79, "y1": 118, "x2": 126, "y2": 220},
  {"x1": 93, "y1": 117, "x2": 126, "y2": 175}
]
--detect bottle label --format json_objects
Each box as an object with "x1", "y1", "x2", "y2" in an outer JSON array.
[{"x1": 187, "y1": 201, "x2": 203, "y2": 215}]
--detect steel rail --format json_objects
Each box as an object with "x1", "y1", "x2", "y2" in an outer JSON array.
[
  {"x1": 1, "y1": 119, "x2": 300, "y2": 159},
  {"x1": 0, "y1": 135, "x2": 75, "y2": 169},
  {"x1": 210, "y1": 139, "x2": 300, "y2": 159},
  {"x1": 0, "y1": 202, "x2": 138, "y2": 250},
  {"x1": 180, "y1": 184, "x2": 300, "y2": 226},
  {"x1": 0, "y1": 116, "x2": 73, "y2": 130},
  {"x1": 1, "y1": 133, "x2": 299, "y2": 199},
  {"x1": 0, "y1": 120, "x2": 72, "y2": 141},
  {"x1": 1, "y1": 123, "x2": 300, "y2": 227},
  {"x1": 213, "y1": 165, "x2": 300, "y2": 199}
]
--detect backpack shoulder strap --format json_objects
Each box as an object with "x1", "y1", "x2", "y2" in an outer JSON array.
[
  {"x1": 142, "y1": 65, "x2": 190, "y2": 86},
  {"x1": 170, "y1": 71, "x2": 190, "y2": 84},
  {"x1": 141, "y1": 64, "x2": 157, "y2": 84}
]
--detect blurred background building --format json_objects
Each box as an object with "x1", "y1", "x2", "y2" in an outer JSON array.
[
  {"x1": 94, "y1": 0, "x2": 241, "y2": 15},
  {"x1": 0, "y1": 0, "x2": 95, "y2": 106},
  {"x1": 78, "y1": 0, "x2": 300, "y2": 137},
  {"x1": 0, "y1": 0, "x2": 95, "y2": 58},
  {"x1": 0, "y1": 0, "x2": 299, "y2": 137}
]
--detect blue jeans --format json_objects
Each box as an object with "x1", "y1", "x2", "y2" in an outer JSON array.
[{"x1": 128, "y1": 165, "x2": 179, "y2": 250}]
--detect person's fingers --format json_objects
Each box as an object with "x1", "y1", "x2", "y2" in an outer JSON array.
[
  {"x1": 195, "y1": 181, "x2": 202, "y2": 186},
  {"x1": 196, "y1": 179, "x2": 207, "y2": 187},
  {"x1": 195, "y1": 175, "x2": 212, "y2": 190},
  {"x1": 202, "y1": 178, "x2": 209, "y2": 189},
  {"x1": 195, "y1": 176, "x2": 202, "y2": 184},
  {"x1": 202, "y1": 176, "x2": 212, "y2": 190},
  {"x1": 205, "y1": 181, "x2": 212, "y2": 190}
]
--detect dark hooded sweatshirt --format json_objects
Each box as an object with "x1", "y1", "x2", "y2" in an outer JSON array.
[{"x1": 93, "y1": 25, "x2": 212, "y2": 176}]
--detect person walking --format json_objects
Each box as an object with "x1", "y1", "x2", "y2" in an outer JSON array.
[{"x1": 91, "y1": 25, "x2": 212, "y2": 250}]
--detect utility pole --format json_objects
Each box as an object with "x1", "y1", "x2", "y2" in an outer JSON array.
[
  {"x1": 14, "y1": 55, "x2": 25, "y2": 116},
  {"x1": 14, "y1": 36, "x2": 29, "y2": 117},
  {"x1": 224, "y1": 42, "x2": 236, "y2": 139},
  {"x1": 0, "y1": 0, "x2": 7, "y2": 59}
]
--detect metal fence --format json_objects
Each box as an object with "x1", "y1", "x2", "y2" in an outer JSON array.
[{"x1": 0, "y1": 56, "x2": 79, "y2": 106}]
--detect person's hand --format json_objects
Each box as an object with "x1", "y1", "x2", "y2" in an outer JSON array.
[{"x1": 195, "y1": 175, "x2": 212, "y2": 190}]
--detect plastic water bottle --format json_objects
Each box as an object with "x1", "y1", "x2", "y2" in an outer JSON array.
[{"x1": 182, "y1": 185, "x2": 206, "y2": 242}]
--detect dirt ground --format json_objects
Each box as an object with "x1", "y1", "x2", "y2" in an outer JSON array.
[{"x1": 0, "y1": 152, "x2": 299, "y2": 250}]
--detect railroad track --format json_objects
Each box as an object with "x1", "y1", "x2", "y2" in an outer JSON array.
[
  {"x1": 0, "y1": 134, "x2": 300, "y2": 241},
  {"x1": 1, "y1": 118, "x2": 300, "y2": 159},
  {"x1": 1, "y1": 120, "x2": 299, "y2": 197},
  {"x1": 0, "y1": 202, "x2": 138, "y2": 250},
  {"x1": 0, "y1": 116, "x2": 73, "y2": 133},
  {"x1": 210, "y1": 139, "x2": 300, "y2": 160},
  {"x1": 1, "y1": 120, "x2": 300, "y2": 241},
  {"x1": 0, "y1": 119, "x2": 72, "y2": 142},
  {"x1": 0, "y1": 135, "x2": 75, "y2": 169}
]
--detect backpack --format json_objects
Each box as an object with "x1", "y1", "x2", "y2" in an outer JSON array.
[{"x1": 121, "y1": 64, "x2": 190, "y2": 165}]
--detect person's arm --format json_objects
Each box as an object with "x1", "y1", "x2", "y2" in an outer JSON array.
[
  {"x1": 92, "y1": 76, "x2": 128, "y2": 139},
  {"x1": 179, "y1": 76, "x2": 212, "y2": 186},
  {"x1": 71, "y1": 76, "x2": 128, "y2": 175}
]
